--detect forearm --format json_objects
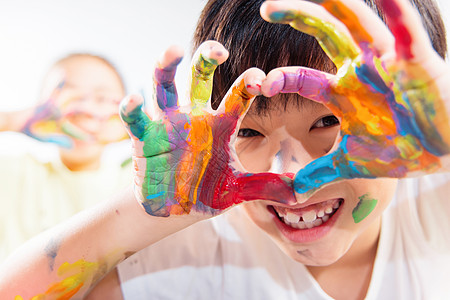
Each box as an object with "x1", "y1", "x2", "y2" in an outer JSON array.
[
  {"x1": 0, "y1": 186, "x2": 201, "y2": 299},
  {"x1": 0, "y1": 108, "x2": 34, "y2": 132}
]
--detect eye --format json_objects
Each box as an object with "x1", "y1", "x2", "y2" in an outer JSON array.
[
  {"x1": 311, "y1": 115, "x2": 339, "y2": 130},
  {"x1": 237, "y1": 128, "x2": 263, "y2": 138}
]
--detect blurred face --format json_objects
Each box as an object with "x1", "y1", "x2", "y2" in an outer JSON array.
[
  {"x1": 236, "y1": 96, "x2": 397, "y2": 266},
  {"x1": 44, "y1": 56, "x2": 126, "y2": 147}
]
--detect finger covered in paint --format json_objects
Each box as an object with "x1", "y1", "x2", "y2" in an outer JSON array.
[
  {"x1": 216, "y1": 67, "x2": 265, "y2": 118},
  {"x1": 379, "y1": 0, "x2": 433, "y2": 60},
  {"x1": 311, "y1": 0, "x2": 394, "y2": 56},
  {"x1": 189, "y1": 41, "x2": 229, "y2": 111},
  {"x1": 153, "y1": 45, "x2": 184, "y2": 109},
  {"x1": 119, "y1": 94, "x2": 151, "y2": 141},
  {"x1": 260, "y1": 0, "x2": 359, "y2": 67},
  {"x1": 261, "y1": 66, "x2": 333, "y2": 103}
]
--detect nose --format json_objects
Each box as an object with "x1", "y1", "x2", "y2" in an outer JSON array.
[{"x1": 269, "y1": 137, "x2": 315, "y2": 174}]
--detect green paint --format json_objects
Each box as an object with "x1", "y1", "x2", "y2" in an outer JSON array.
[
  {"x1": 141, "y1": 121, "x2": 172, "y2": 216},
  {"x1": 120, "y1": 157, "x2": 132, "y2": 168},
  {"x1": 352, "y1": 194, "x2": 377, "y2": 223},
  {"x1": 61, "y1": 121, "x2": 89, "y2": 141}
]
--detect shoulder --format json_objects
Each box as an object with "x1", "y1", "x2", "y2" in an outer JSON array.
[
  {"x1": 387, "y1": 172, "x2": 450, "y2": 250},
  {"x1": 85, "y1": 269, "x2": 123, "y2": 300}
]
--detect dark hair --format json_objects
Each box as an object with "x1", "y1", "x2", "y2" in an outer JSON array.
[{"x1": 192, "y1": 0, "x2": 447, "y2": 111}]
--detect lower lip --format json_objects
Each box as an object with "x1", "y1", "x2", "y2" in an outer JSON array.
[{"x1": 268, "y1": 201, "x2": 343, "y2": 244}]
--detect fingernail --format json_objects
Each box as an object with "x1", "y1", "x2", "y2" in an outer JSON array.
[{"x1": 246, "y1": 79, "x2": 263, "y2": 95}]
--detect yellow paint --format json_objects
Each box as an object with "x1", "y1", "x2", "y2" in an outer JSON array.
[{"x1": 16, "y1": 259, "x2": 100, "y2": 300}]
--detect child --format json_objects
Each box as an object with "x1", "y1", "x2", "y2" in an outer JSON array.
[
  {"x1": 1, "y1": 0, "x2": 449, "y2": 299},
  {"x1": 0, "y1": 54, "x2": 132, "y2": 261}
]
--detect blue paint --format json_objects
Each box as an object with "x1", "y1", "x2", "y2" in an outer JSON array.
[
  {"x1": 146, "y1": 191, "x2": 166, "y2": 200},
  {"x1": 355, "y1": 64, "x2": 390, "y2": 94},
  {"x1": 293, "y1": 135, "x2": 375, "y2": 193},
  {"x1": 269, "y1": 11, "x2": 295, "y2": 22},
  {"x1": 119, "y1": 101, "x2": 150, "y2": 141}
]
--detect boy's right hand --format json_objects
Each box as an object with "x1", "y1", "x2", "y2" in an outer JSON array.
[{"x1": 120, "y1": 41, "x2": 297, "y2": 217}]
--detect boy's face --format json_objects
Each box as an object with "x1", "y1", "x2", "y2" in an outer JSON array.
[
  {"x1": 44, "y1": 56, "x2": 127, "y2": 147},
  {"x1": 236, "y1": 96, "x2": 397, "y2": 266}
]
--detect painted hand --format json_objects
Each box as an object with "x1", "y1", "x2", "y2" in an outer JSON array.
[
  {"x1": 21, "y1": 81, "x2": 73, "y2": 148},
  {"x1": 261, "y1": 0, "x2": 450, "y2": 194},
  {"x1": 120, "y1": 42, "x2": 296, "y2": 217},
  {"x1": 21, "y1": 81, "x2": 101, "y2": 148}
]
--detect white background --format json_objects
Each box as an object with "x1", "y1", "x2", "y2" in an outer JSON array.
[{"x1": 0, "y1": 0, "x2": 449, "y2": 157}]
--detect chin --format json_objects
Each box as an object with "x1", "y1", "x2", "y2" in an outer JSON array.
[{"x1": 275, "y1": 234, "x2": 353, "y2": 266}]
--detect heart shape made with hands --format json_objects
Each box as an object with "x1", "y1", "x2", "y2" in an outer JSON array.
[
  {"x1": 260, "y1": 0, "x2": 450, "y2": 194},
  {"x1": 120, "y1": 42, "x2": 297, "y2": 217}
]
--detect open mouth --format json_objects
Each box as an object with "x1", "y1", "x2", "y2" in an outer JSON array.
[{"x1": 270, "y1": 198, "x2": 344, "y2": 230}]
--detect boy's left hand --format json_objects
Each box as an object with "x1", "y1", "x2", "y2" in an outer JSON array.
[{"x1": 261, "y1": 0, "x2": 450, "y2": 194}]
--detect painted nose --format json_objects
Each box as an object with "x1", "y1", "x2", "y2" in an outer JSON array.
[{"x1": 269, "y1": 138, "x2": 314, "y2": 174}]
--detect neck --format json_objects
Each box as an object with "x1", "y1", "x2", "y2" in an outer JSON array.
[{"x1": 307, "y1": 218, "x2": 381, "y2": 300}]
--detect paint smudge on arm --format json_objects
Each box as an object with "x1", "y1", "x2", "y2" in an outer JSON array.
[
  {"x1": 44, "y1": 237, "x2": 62, "y2": 272},
  {"x1": 15, "y1": 259, "x2": 103, "y2": 300}
]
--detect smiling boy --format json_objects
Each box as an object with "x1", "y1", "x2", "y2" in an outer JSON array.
[{"x1": 1, "y1": 0, "x2": 449, "y2": 299}]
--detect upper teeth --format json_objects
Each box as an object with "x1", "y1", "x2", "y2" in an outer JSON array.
[
  {"x1": 286, "y1": 212, "x2": 300, "y2": 223},
  {"x1": 302, "y1": 211, "x2": 317, "y2": 223},
  {"x1": 276, "y1": 200, "x2": 341, "y2": 229}
]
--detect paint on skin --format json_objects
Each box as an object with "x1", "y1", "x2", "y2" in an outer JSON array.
[
  {"x1": 16, "y1": 259, "x2": 101, "y2": 300},
  {"x1": 190, "y1": 53, "x2": 220, "y2": 112},
  {"x1": 352, "y1": 194, "x2": 378, "y2": 223},
  {"x1": 20, "y1": 81, "x2": 75, "y2": 148},
  {"x1": 122, "y1": 76, "x2": 297, "y2": 216},
  {"x1": 44, "y1": 237, "x2": 62, "y2": 272},
  {"x1": 321, "y1": 1, "x2": 374, "y2": 46},
  {"x1": 268, "y1": 9, "x2": 359, "y2": 68},
  {"x1": 60, "y1": 120, "x2": 90, "y2": 141},
  {"x1": 154, "y1": 57, "x2": 183, "y2": 109},
  {"x1": 267, "y1": 1, "x2": 449, "y2": 194},
  {"x1": 380, "y1": 0, "x2": 413, "y2": 59}
]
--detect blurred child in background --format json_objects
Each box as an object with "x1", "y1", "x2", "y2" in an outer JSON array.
[{"x1": 0, "y1": 53, "x2": 132, "y2": 261}]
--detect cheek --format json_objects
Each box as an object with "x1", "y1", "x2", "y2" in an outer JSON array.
[
  {"x1": 236, "y1": 138, "x2": 274, "y2": 172},
  {"x1": 306, "y1": 127, "x2": 340, "y2": 156},
  {"x1": 347, "y1": 178, "x2": 398, "y2": 224},
  {"x1": 242, "y1": 202, "x2": 275, "y2": 232}
]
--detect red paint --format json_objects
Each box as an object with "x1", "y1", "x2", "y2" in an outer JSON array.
[{"x1": 381, "y1": 0, "x2": 413, "y2": 59}]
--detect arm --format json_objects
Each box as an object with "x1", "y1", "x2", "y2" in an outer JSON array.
[
  {"x1": 0, "y1": 107, "x2": 35, "y2": 132},
  {"x1": 0, "y1": 187, "x2": 201, "y2": 299}
]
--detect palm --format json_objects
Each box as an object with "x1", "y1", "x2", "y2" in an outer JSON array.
[
  {"x1": 137, "y1": 109, "x2": 237, "y2": 216},
  {"x1": 121, "y1": 43, "x2": 296, "y2": 217},
  {"x1": 261, "y1": 0, "x2": 450, "y2": 193}
]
